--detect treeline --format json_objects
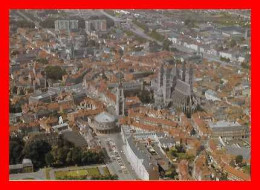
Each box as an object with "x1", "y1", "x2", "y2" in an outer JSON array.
[
  {"x1": 10, "y1": 136, "x2": 105, "y2": 170},
  {"x1": 45, "y1": 138, "x2": 105, "y2": 168},
  {"x1": 10, "y1": 136, "x2": 24, "y2": 165}
]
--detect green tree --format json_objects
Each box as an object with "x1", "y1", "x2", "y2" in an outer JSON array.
[
  {"x1": 45, "y1": 152, "x2": 54, "y2": 167},
  {"x1": 175, "y1": 144, "x2": 186, "y2": 153},
  {"x1": 138, "y1": 90, "x2": 154, "y2": 104},
  {"x1": 23, "y1": 140, "x2": 51, "y2": 169},
  {"x1": 219, "y1": 172, "x2": 228, "y2": 180},
  {"x1": 56, "y1": 147, "x2": 70, "y2": 166},
  {"x1": 184, "y1": 18, "x2": 197, "y2": 27},
  {"x1": 36, "y1": 58, "x2": 48, "y2": 65},
  {"x1": 9, "y1": 103, "x2": 22, "y2": 113},
  {"x1": 65, "y1": 150, "x2": 72, "y2": 165},
  {"x1": 9, "y1": 136, "x2": 24, "y2": 164},
  {"x1": 71, "y1": 147, "x2": 82, "y2": 165},
  {"x1": 44, "y1": 65, "x2": 66, "y2": 81},
  {"x1": 163, "y1": 39, "x2": 171, "y2": 51},
  {"x1": 241, "y1": 62, "x2": 249, "y2": 69},
  {"x1": 235, "y1": 155, "x2": 243, "y2": 165}
]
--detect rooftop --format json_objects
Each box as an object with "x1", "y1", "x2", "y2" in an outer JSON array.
[
  {"x1": 94, "y1": 112, "x2": 115, "y2": 123},
  {"x1": 209, "y1": 120, "x2": 241, "y2": 128}
]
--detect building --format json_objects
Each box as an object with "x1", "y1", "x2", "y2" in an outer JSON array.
[
  {"x1": 55, "y1": 20, "x2": 79, "y2": 31},
  {"x1": 223, "y1": 164, "x2": 250, "y2": 181},
  {"x1": 209, "y1": 120, "x2": 249, "y2": 139},
  {"x1": 9, "y1": 159, "x2": 33, "y2": 174},
  {"x1": 116, "y1": 80, "x2": 125, "y2": 116},
  {"x1": 205, "y1": 89, "x2": 221, "y2": 101},
  {"x1": 52, "y1": 123, "x2": 71, "y2": 133},
  {"x1": 61, "y1": 131, "x2": 88, "y2": 148},
  {"x1": 124, "y1": 136, "x2": 159, "y2": 180},
  {"x1": 29, "y1": 90, "x2": 57, "y2": 104},
  {"x1": 107, "y1": 81, "x2": 144, "y2": 92},
  {"x1": 153, "y1": 60, "x2": 199, "y2": 116},
  {"x1": 93, "y1": 112, "x2": 118, "y2": 134},
  {"x1": 85, "y1": 20, "x2": 107, "y2": 33}
]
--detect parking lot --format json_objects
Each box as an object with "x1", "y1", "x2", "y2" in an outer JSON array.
[{"x1": 98, "y1": 133, "x2": 138, "y2": 180}]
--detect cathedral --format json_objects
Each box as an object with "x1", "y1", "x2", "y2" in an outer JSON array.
[
  {"x1": 153, "y1": 60, "x2": 200, "y2": 117},
  {"x1": 115, "y1": 72, "x2": 125, "y2": 116},
  {"x1": 116, "y1": 80, "x2": 125, "y2": 116}
]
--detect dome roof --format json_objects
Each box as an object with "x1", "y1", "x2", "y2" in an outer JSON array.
[{"x1": 94, "y1": 112, "x2": 115, "y2": 123}]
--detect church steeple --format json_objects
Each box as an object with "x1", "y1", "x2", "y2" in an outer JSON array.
[
  {"x1": 116, "y1": 74, "x2": 125, "y2": 116},
  {"x1": 115, "y1": 59, "x2": 125, "y2": 116}
]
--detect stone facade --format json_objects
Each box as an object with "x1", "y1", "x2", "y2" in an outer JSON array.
[{"x1": 154, "y1": 60, "x2": 199, "y2": 116}]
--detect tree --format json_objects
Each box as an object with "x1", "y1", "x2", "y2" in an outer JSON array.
[
  {"x1": 56, "y1": 147, "x2": 70, "y2": 166},
  {"x1": 19, "y1": 88, "x2": 25, "y2": 95},
  {"x1": 165, "y1": 167, "x2": 178, "y2": 179},
  {"x1": 163, "y1": 39, "x2": 171, "y2": 51},
  {"x1": 190, "y1": 128, "x2": 196, "y2": 136},
  {"x1": 196, "y1": 145, "x2": 205, "y2": 155},
  {"x1": 44, "y1": 65, "x2": 66, "y2": 81},
  {"x1": 36, "y1": 58, "x2": 48, "y2": 65},
  {"x1": 9, "y1": 103, "x2": 22, "y2": 113},
  {"x1": 65, "y1": 150, "x2": 73, "y2": 165},
  {"x1": 170, "y1": 149, "x2": 178, "y2": 157},
  {"x1": 184, "y1": 18, "x2": 196, "y2": 27},
  {"x1": 219, "y1": 172, "x2": 228, "y2": 181},
  {"x1": 118, "y1": 48, "x2": 124, "y2": 57},
  {"x1": 23, "y1": 140, "x2": 51, "y2": 169},
  {"x1": 71, "y1": 147, "x2": 82, "y2": 165},
  {"x1": 241, "y1": 62, "x2": 249, "y2": 69},
  {"x1": 45, "y1": 152, "x2": 54, "y2": 167},
  {"x1": 175, "y1": 144, "x2": 186, "y2": 153},
  {"x1": 9, "y1": 136, "x2": 24, "y2": 164},
  {"x1": 138, "y1": 90, "x2": 154, "y2": 104},
  {"x1": 235, "y1": 155, "x2": 243, "y2": 165}
]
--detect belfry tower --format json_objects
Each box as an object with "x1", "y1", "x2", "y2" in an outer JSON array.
[{"x1": 116, "y1": 76, "x2": 125, "y2": 116}]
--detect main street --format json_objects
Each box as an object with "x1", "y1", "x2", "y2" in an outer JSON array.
[{"x1": 97, "y1": 132, "x2": 138, "y2": 180}]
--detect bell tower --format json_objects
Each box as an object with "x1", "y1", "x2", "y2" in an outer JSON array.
[{"x1": 116, "y1": 78, "x2": 125, "y2": 116}]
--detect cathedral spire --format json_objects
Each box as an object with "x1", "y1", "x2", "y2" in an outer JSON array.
[{"x1": 189, "y1": 64, "x2": 193, "y2": 94}]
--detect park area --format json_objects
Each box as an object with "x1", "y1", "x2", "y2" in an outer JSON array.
[{"x1": 54, "y1": 166, "x2": 113, "y2": 180}]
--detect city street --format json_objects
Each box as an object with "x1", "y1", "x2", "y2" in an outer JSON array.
[{"x1": 97, "y1": 132, "x2": 138, "y2": 180}]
